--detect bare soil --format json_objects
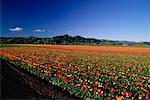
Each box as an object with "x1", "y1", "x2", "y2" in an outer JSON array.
[{"x1": 0, "y1": 58, "x2": 81, "y2": 99}]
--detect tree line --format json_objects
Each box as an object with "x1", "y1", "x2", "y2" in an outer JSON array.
[{"x1": 0, "y1": 34, "x2": 149, "y2": 46}]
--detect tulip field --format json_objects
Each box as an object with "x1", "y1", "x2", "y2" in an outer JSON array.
[{"x1": 0, "y1": 45, "x2": 150, "y2": 99}]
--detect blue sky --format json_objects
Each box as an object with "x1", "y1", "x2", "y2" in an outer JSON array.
[{"x1": 1, "y1": 0, "x2": 150, "y2": 42}]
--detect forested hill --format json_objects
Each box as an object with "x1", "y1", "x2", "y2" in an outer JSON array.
[{"x1": 1, "y1": 34, "x2": 150, "y2": 46}]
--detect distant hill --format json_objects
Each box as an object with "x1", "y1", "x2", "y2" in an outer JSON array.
[{"x1": 0, "y1": 34, "x2": 150, "y2": 46}]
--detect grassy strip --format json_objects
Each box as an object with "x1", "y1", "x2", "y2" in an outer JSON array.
[
  {"x1": 0, "y1": 44, "x2": 31, "y2": 47},
  {"x1": 0, "y1": 44, "x2": 48, "y2": 47},
  {"x1": 1, "y1": 44, "x2": 150, "y2": 48}
]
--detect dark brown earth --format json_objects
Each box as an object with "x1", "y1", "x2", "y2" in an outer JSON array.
[{"x1": 0, "y1": 58, "x2": 81, "y2": 99}]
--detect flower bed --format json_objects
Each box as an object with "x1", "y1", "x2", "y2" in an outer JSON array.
[{"x1": 0, "y1": 45, "x2": 150, "y2": 99}]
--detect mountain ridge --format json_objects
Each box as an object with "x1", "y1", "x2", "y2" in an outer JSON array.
[{"x1": 1, "y1": 34, "x2": 150, "y2": 46}]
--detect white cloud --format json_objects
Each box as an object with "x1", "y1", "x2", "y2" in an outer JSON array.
[
  {"x1": 9, "y1": 27, "x2": 23, "y2": 32},
  {"x1": 34, "y1": 29, "x2": 45, "y2": 32}
]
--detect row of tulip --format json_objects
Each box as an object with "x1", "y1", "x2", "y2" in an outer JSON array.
[{"x1": 0, "y1": 46, "x2": 149, "y2": 99}]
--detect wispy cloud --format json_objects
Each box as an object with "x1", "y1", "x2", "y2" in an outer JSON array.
[
  {"x1": 34, "y1": 29, "x2": 45, "y2": 32},
  {"x1": 9, "y1": 27, "x2": 23, "y2": 32}
]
